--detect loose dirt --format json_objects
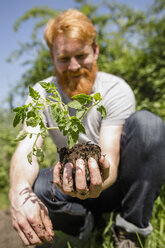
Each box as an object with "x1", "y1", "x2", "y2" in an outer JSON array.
[
  {"x1": 0, "y1": 209, "x2": 35, "y2": 248},
  {"x1": 58, "y1": 143, "x2": 101, "y2": 187},
  {"x1": 0, "y1": 209, "x2": 88, "y2": 248}
]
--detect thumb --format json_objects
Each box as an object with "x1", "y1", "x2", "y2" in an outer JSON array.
[{"x1": 99, "y1": 154, "x2": 110, "y2": 181}]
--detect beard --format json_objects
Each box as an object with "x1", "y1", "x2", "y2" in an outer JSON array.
[{"x1": 54, "y1": 61, "x2": 98, "y2": 98}]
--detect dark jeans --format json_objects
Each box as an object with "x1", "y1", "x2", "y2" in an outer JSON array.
[{"x1": 33, "y1": 110, "x2": 165, "y2": 236}]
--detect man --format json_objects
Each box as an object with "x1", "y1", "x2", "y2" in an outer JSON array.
[{"x1": 9, "y1": 9, "x2": 165, "y2": 248}]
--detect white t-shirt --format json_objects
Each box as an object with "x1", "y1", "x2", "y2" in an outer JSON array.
[{"x1": 29, "y1": 72, "x2": 136, "y2": 148}]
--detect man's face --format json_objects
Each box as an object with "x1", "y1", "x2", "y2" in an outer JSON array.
[{"x1": 51, "y1": 34, "x2": 99, "y2": 98}]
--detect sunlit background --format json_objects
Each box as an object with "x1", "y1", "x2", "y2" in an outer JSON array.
[{"x1": 1, "y1": 0, "x2": 153, "y2": 108}]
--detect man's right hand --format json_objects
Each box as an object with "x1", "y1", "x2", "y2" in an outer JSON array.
[{"x1": 9, "y1": 186, "x2": 54, "y2": 246}]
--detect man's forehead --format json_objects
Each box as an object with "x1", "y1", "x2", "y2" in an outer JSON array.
[{"x1": 54, "y1": 34, "x2": 91, "y2": 55}]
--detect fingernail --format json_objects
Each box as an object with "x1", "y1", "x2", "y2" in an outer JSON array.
[
  {"x1": 76, "y1": 159, "x2": 84, "y2": 168},
  {"x1": 47, "y1": 236, "x2": 54, "y2": 243},
  {"x1": 88, "y1": 157, "x2": 95, "y2": 163},
  {"x1": 56, "y1": 161, "x2": 61, "y2": 166},
  {"x1": 77, "y1": 159, "x2": 84, "y2": 164}
]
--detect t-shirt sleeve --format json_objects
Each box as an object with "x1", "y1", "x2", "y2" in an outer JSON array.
[{"x1": 101, "y1": 79, "x2": 136, "y2": 126}]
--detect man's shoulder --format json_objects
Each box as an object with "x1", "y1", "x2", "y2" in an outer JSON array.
[
  {"x1": 96, "y1": 71, "x2": 126, "y2": 84},
  {"x1": 94, "y1": 71, "x2": 131, "y2": 93},
  {"x1": 95, "y1": 71, "x2": 135, "y2": 102}
]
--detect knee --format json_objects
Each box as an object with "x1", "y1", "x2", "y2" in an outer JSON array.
[
  {"x1": 125, "y1": 110, "x2": 165, "y2": 146},
  {"x1": 33, "y1": 168, "x2": 53, "y2": 202}
]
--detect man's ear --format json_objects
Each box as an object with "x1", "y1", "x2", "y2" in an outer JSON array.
[
  {"x1": 50, "y1": 51, "x2": 54, "y2": 62},
  {"x1": 93, "y1": 43, "x2": 99, "y2": 60}
]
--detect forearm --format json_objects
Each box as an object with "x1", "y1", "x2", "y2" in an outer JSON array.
[
  {"x1": 10, "y1": 134, "x2": 43, "y2": 193},
  {"x1": 99, "y1": 125, "x2": 123, "y2": 191},
  {"x1": 10, "y1": 123, "x2": 44, "y2": 189},
  {"x1": 10, "y1": 146, "x2": 39, "y2": 189},
  {"x1": 102, "y1": 160, "x2": 118, "y2": 191}
]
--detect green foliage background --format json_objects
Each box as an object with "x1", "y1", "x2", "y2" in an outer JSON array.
[{"x1": 1, "y1": 0, "x2": 165, "y2": 247}]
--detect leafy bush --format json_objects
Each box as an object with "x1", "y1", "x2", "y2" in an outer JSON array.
[
  {"x1": 2, "y1": 0, "x2": 165, "y2": 246},
  {"x1": 0, "y1": 110, "x2": 18, "y2": 192}
]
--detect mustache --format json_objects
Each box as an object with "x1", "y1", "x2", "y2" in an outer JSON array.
[{"x1": 62, "y1": 67, "x2": 90, "y2": 78}]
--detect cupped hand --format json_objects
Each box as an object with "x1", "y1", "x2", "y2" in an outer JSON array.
[
  {"x1": 9, "y1": 187, "x2": 54, "y2": 246},
  {"x1": 53, "y1": 154, "x2": 110, "y2": 200}
]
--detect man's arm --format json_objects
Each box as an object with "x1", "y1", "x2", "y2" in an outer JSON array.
[
  {"x1": 99, "y1": 125, "x2": 123, "y2": 191},
  {"x1": 10, "y1": 126, "x2": 41, "y2": 189},
  {"x1": 9, "y1": 125, "x2": 54, "y2": 245}
]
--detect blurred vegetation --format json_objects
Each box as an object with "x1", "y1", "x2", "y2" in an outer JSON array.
[
  {"x1": 1, "y1": 0, "x2": 165, "y2": 247},
  {"x1": 0, "y1": 109, "x2": 57, "y2": 209},
  {"x1": 7, "y1": 0, "x2": 165, "y2": 120}
]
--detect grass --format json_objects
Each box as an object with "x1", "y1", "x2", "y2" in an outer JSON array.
[
  {"x1": 65, "y1": 185, "x2": 165, "y2": 248},
  {"x1": 0, "y1": 188, "x2": 165, "y2": 247},
  {"x1": 0, "y1": 191, "x2": 10, "y2": 210},
  {"x1": 1, "y1": 182, "x2": 164, "y2": 248}
]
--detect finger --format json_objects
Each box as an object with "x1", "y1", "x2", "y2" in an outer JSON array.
[
  {"x1": 99, "y1": 155, "x2": 110, "y2": 181},
  {"x1": 30, "y1": 218, "x2": 53, "y2": 243},
  {"x1": 40, "y1": 203, "x2": 54, "y2": 238},
  {"x1": 75, "y1": 159, "x2": 88, "y2": 194},
  {"x1": 88, "y1": 157, "x2": 102, "y2": 197},
  {"x1": 70, "y1": 191, "x2": 77, "y2": 197},
  {"x1": 31, "y1": 222, "x2": 54, "y2": 243},
  {"x1": 53, "y1": 161, "x2": 62, "y2": 188},
  {"x1": 26, "y1": 199, "x2": 54, "y2": 243},
  {"x1": 63, "y1": 162, "x2": 74, "y2": 193},
  {"x1": 76, "y1": 192, "x2": 90, "y2": 200},
  {"x1": 12, "y1": 220, "x2": 30, "y2": 246},
  {"x1": 38, "y1": 201, "x2": 54, "y2": 241},
  {"x1": 17, "y1": 217, "x2": 42, "y2": 245}
]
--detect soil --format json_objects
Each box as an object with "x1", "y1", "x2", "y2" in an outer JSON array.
[
  {"x1": 0, "y1": 209, "x2": 35, "y2": 248},
  {"x1": 0, "y1": 209, "x2": 89, "y2": 248},
  {"x1": 58, "y1": 143, "x2": 101, "y2": 188}
]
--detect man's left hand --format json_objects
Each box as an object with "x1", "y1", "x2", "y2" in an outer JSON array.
[{"x1": 53, "y1": 155, "x2": 110, "y2": 199}]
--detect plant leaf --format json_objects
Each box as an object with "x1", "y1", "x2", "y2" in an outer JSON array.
[
  {"x1": 13, "y1": 107, "x2": 22, "y2": 112},
  {"x1": 93, "y1": 92, "x2": 102, "y2": 101},
  {"x1": 97, "y1": 105, "x2": 107, "y2": 119},
  {"x1": 70, "y1": 117, "x2": 86, "y2": 134},
  {"x1": 40, "y1": 82, "x2": 51, "y2": 90},
  {"x1": 27, "y1": 110, "x2": 36, "y2": 119},
  {"x1": 13, "y1": 113, "x2": 21, "y2": 127},
  {"x1": 26, "y1": 116, "x2": 40, "y2": 127},
  {"x1": 72, "y1": 94, "x2": 92, "y2": 105},
  {"x1": 27, "y1": 151, "x2": 33, "y2": 164},
  {"x1": 29, "y1": 86, "x2": 40, "y2": 100},
  {"x1": 67, "y1": 135, "x2": 76, "y2": 149},
  {"x1": 14, "y1": 130, "x2": 29, "y2": 141},
  {"x1": 67, "y1": 100, "x2": 82, "y2": 109},
  {"x1": 76, "y1": 110, "x2": 85, "y2": 119},
  {"x1": 36, "y1": 147, "x2": 44, "y2": 163}
]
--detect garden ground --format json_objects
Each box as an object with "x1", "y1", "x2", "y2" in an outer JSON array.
[{"x1": 0, "y1": 209, "x2": 35, "y2": 248}]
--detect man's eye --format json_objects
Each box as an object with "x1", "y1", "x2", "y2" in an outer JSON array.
[
  {"x1": 59, "y1": 57, "x2": 70, "y2": 62},
  {"x1": 76, "y1": 54, "x2": 87, "y2": 59}
]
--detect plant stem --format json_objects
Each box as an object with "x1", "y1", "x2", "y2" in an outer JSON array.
[
  {"x1": 80, "y1": 101, "x2": 99, "y2": 121},
  {"x1": 47, "y1": 127, "x2": 59, "y2": 130}
]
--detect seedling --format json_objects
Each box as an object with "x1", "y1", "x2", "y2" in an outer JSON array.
[{"x1": 13, "y1": 82, "x2": 106, "y2": 164}]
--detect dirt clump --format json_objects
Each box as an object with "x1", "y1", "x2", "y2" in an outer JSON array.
[{"x1": 58, "y1": 143, "x2": 102, "y2": 187}]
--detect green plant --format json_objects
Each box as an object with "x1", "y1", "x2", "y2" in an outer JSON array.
[{"x1": 13, "y1": 82, "x2": 106, "y2": 163}]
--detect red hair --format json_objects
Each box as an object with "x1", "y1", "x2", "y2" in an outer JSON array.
[{"x1": 44, "y1": 9, "x2": 97, "y2": 53}]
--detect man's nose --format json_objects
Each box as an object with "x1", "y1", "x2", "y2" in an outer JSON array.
[{"x1": 68, "y1": 57, "x2": 81, "y2": 71}]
